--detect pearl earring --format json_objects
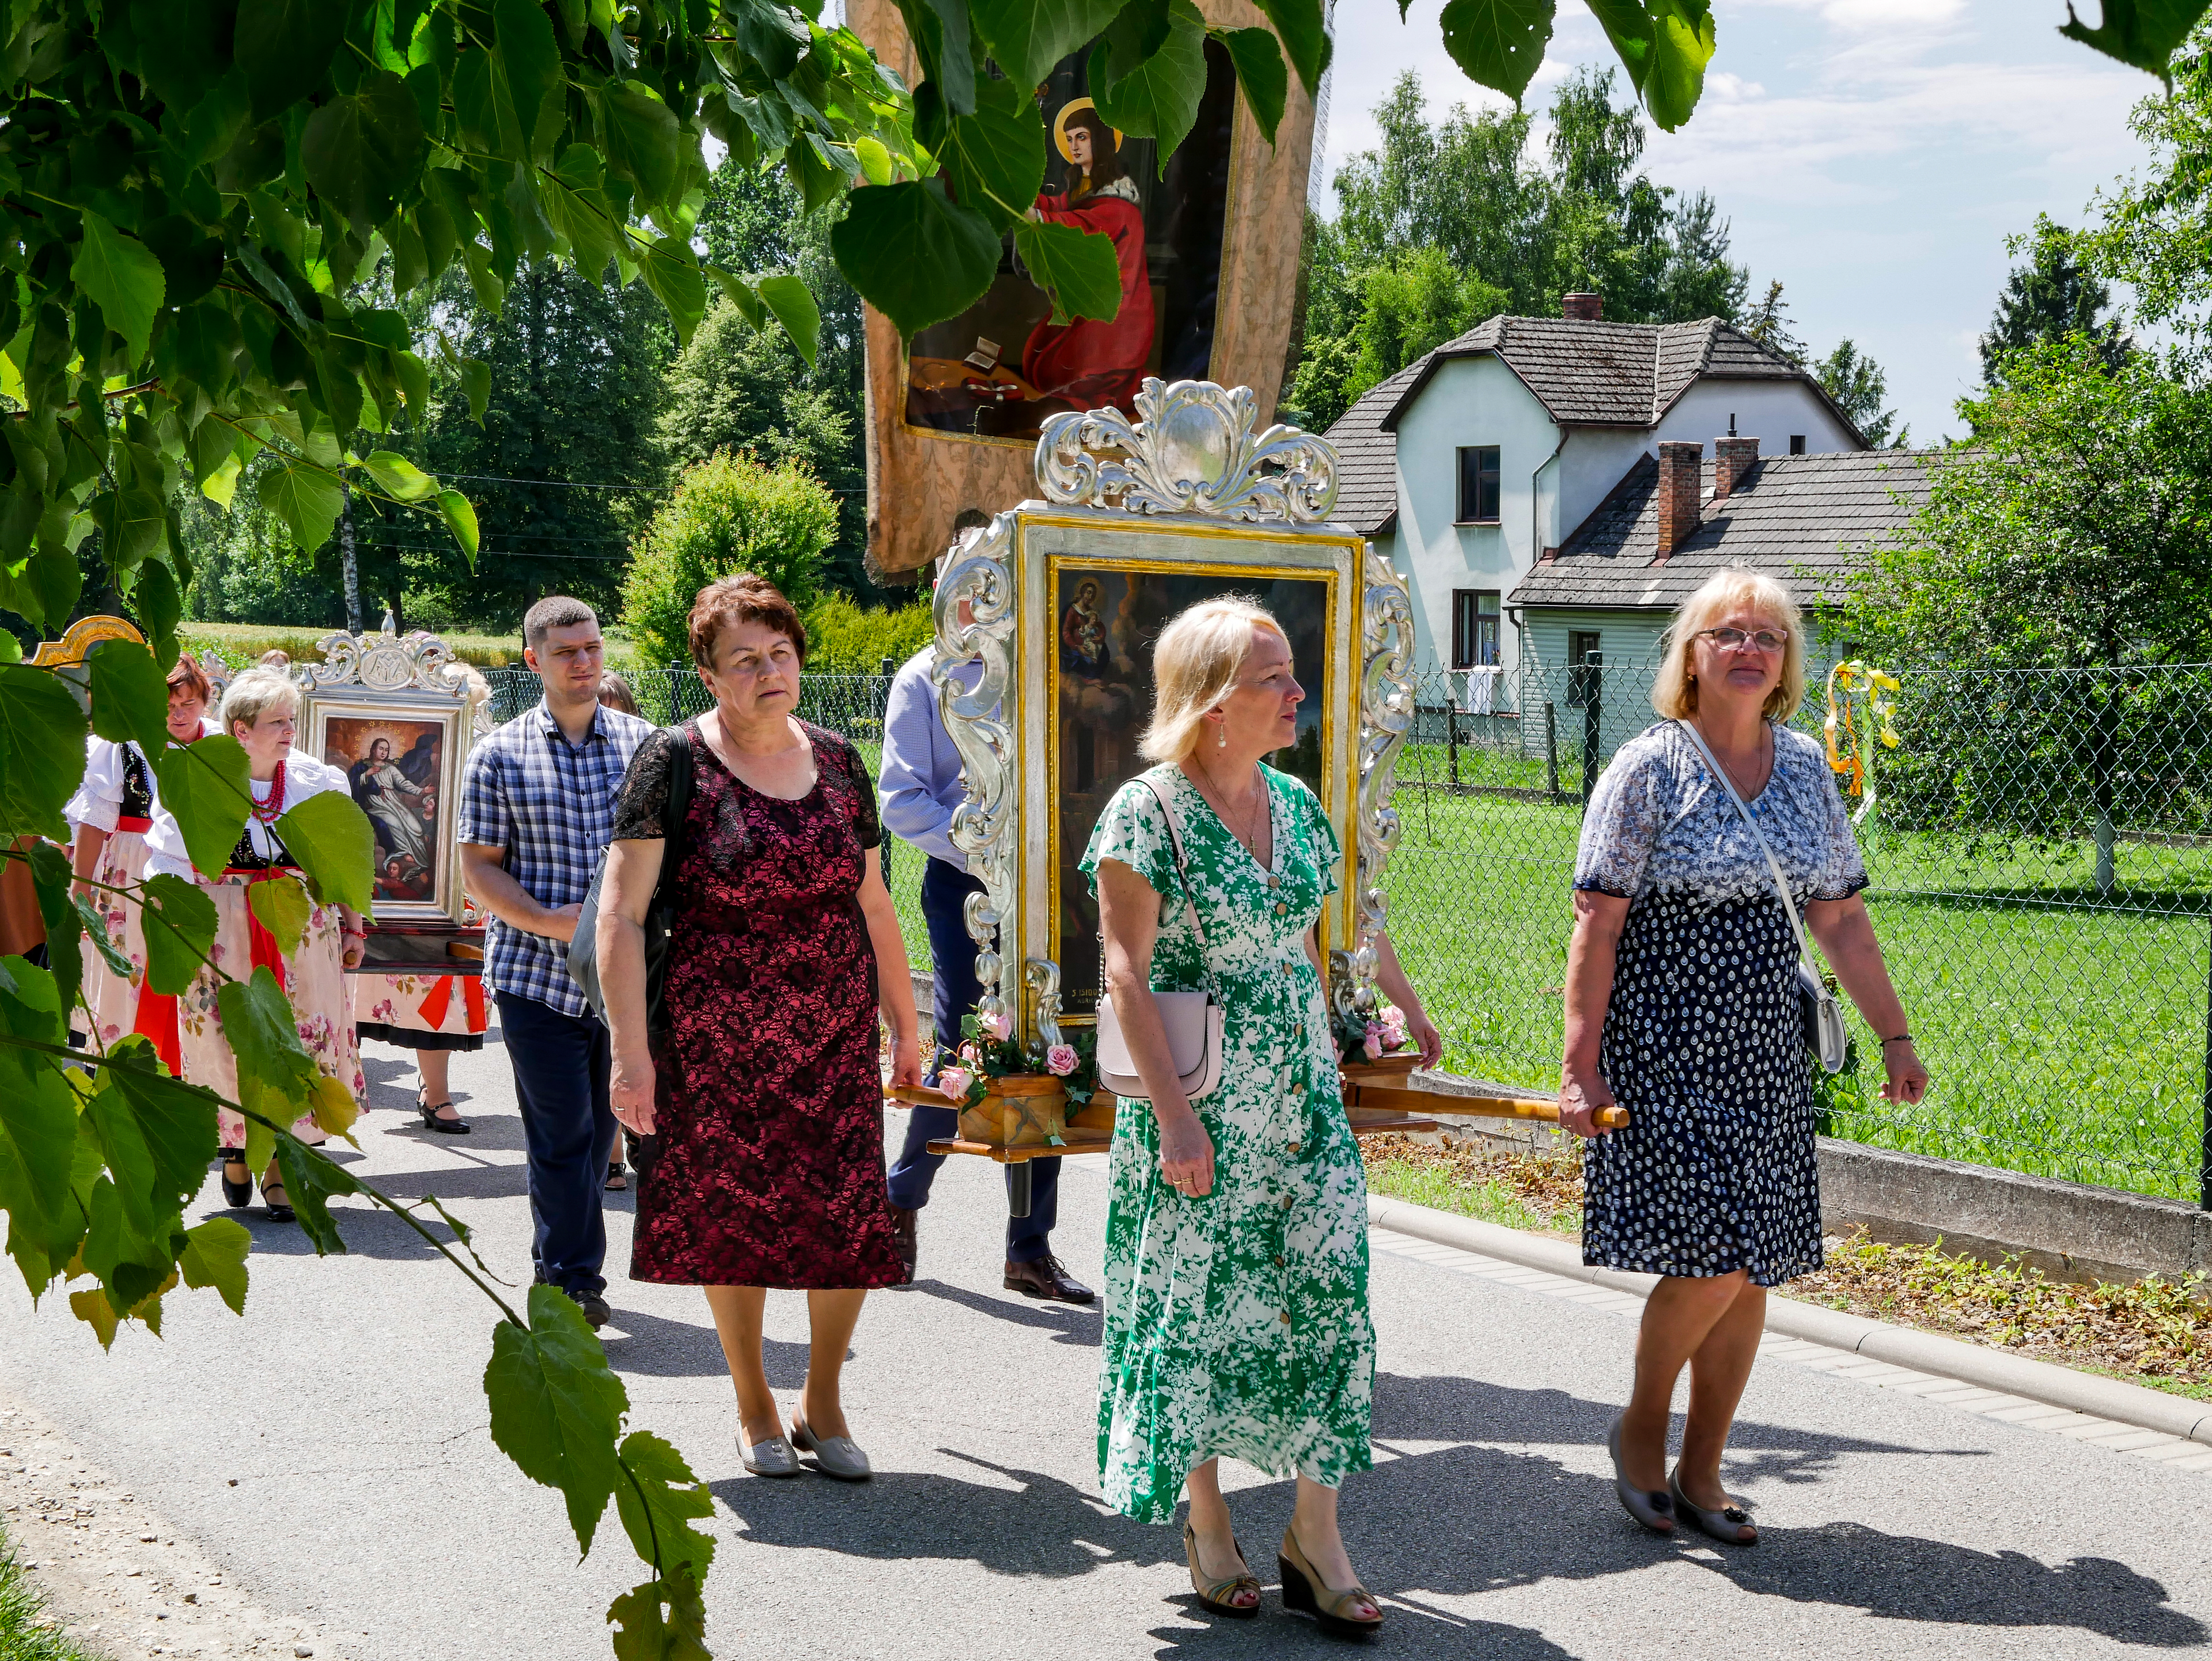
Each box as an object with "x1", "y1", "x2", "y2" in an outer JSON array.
[{"x1": 1216, "y1": 722, "x2": 1226, "y2": 748}]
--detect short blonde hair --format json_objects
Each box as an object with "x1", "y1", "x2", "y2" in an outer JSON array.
[
  {"x1": 1651, "y1": 567, "x2": 1806, "y2": 722},
  {"x1": 1139, "y1": 597, "x2": 1289, "y2": 763},
  {"x1": 221, "y1": 667, "x2": 301, "y2": 736}
]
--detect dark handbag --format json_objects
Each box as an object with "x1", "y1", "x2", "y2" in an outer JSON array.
[{"x1": 567, "y1": 724, "x2": 695, "y2": 1035}]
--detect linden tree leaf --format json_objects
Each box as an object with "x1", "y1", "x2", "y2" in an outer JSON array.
[
  {"x1": 140, "y1": 874, "x2": 218, "y2": 997},
  {"x1": 245, "y1": 872, "x2": 313, "y2": 958},
  {"x1": 612, "y1": 1431, "x2": 716, "y2": 1581},
  {"x1": 0, "y1": 665, "x2": 92, "y2": 841},
  {"x1": 176, "y1": 1215, "x2": 251, "y2": 1315},
  {"x1": 155, "y1": 735, "x2": 251, "y2": 880},
  {"x1": 359, "y1": 450, "x2": 438, "y2": 502},
  {"x1": 1090, "y1": 0, "x2": 1208, "y2": 164},
  {"x1": 271, "y1": 1135, "x2": 359, "y2": 1255},
  {"x1": 275, "y1": 791, "x2": 376, "y2": 915},
  {"x1": 755, "y1": 275, "x2": 821, "y2": 368},
  {"x1": 1012, "y1": 219, "x2": 1123, "y2": 325},
  {"x1": 969, "y1": 0, "x2": 1127, "y2": 91},
  {"x1": 85, "y1": 639, "x2": 172, "y2": 752},
  {"x1": 72, "y1": 210, "x2": 166, "y2": 365},
  {"x1": 486, "y1": 1283, "x2": 629, "y2": 1556},
  {"x1": 1210, "y1": 26, "x2": 1288, "y2": 145},
  {"x1": 256, "y1": 459, "x2": 346, "y2": 555},
  {"x1": 1438, "y1": 0, "x2": 1554, "y2": 105},
  {"x1": 830, "y1": 181, "x2": 1000, "y2": 338},
  {"x1": 942, "y1": 75, "x2": 1046, "y2": 234}
]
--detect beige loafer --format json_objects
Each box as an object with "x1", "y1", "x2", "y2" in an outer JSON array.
[
  {"x1": 789, "y1": 1419, "x2": 871, "y2": 1482},
  {"x1": 738, "y1": 1431, "x2": 801, "y2": 1478}
]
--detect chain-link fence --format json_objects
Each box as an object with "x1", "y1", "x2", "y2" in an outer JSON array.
[
  {"x1": 483, "y1": 661, "x2": 2212, "y2": 1204},
  {"x1": 483, "y1": 668, "x2": 930, "y2": 966},
  {"x1": 1384, "y1": 660, "x2": 2212, "y2": 1204}
]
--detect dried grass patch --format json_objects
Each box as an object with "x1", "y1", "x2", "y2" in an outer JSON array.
[{"x1": 1362, "y1": 1134, "x2": 2210, "y2": 1398}]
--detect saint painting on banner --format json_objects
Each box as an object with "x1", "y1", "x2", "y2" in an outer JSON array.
[{"x1": 903, "y1": 49, "x2": 1237, "y2": 443}]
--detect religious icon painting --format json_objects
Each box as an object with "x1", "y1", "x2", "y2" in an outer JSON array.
[
  {"x1": 902, "y1": 58, "x2": 1238, "y2": 445},
  {"x1": 848, "y1": 0, "x2": 1321, "y2": 580},
  {"x1": 297, "y1": 625, "x2": 476, "y2": 928}
]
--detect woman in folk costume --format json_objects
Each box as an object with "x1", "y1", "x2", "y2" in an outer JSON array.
[
  {"x1": 65, "y1": 652, "x2": 218, "y2": 1067},
  {"x1": 145, "y1": 668, "x2": 367, "y2": 1224},
  {"x1": 354, "y1": 663, "x2": 494, "y2": 1136},
  {"x1": 1021, "y1": 99, "x2": 1155, "y2": 412}
]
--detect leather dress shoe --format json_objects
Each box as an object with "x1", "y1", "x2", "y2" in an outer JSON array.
[
  {"x1": 889, "y1": 1204, "x2": 919, "y2": 1285},
  {"x1": 1004, "y1": 1255, "x2": 1094, "y2": 1304},
  {"x1": 566, "y1": 1288, "x2": 611, "y2": 1329}
]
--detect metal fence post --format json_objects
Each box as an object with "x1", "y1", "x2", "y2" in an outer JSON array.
[
  {"x1": 2202, "y1": 924, "x2": 2211, "y2": 1210},
  {"x1": 1544, "y1": 701, "x2": 1559, "y2": 801},
  {"x1": 1447, "y1": 702, "x2": 1460, "y2": 790},
  {"x1": 1581, "y1": 659, "x2": 1601, "y2": 807}
]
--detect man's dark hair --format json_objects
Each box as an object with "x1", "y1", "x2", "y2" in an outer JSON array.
[{"x1": 523, "y1": 595, "x2": 598, "y2": 649}]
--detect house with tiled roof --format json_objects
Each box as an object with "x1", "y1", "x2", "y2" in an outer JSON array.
[{"x1": 1323, "y1": 294, "x2": 1909, "y2": 707}]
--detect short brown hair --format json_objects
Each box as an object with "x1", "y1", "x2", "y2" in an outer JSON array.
[
  {"x1": 688, "y1": 573, "x2": 806, "y2": 669},
  {"x1": 166, "y1": 652, "x2": 212, "y2": 703},
  {"x1": 596, "y1": 671, "x2": 639, "y2": 716},
  {"x1": 524, "y1": 595, "x2": 599, "y2": 649}
]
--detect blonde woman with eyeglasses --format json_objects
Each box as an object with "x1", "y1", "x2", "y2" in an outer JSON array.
[
  {"x1": 1082, "y1": 596, "x2": 1438, "y2": 1637},
  {"x1": 1559, "y1": 568, "x2": 1927, "y2": 1546}
]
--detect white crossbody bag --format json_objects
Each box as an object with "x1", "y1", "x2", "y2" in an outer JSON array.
[
  {"x1": 1093, "y1": 773, "x2": 1226, "y2": 1102},
  {"x1": 1675, "y1": 722, "x2": 1850, "y2": 1074}
]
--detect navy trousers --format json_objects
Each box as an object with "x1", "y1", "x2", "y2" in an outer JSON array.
[
  {"x1": 886, "y1": 856, "x2": 1059, "y2": 1262},
  {"x1": 496, "y1": 991, "x2": 620, "y2": 1297}
]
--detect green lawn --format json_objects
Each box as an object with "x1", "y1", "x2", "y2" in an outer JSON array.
[{"x1": 1382, "y1": 786, "x2": 2212, "y2": 1202}]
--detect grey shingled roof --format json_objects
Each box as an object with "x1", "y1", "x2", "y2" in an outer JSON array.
[
  {"x1": 1506, "y1": 449, "x2": 1937, "y2": 611},
  {"x1": 1319, "y1": 357, "x2": 1425, "y2": 535},
  {"x1": 1320, "y1": 313, "x2": 1865, "y2": 536},
  {"x1": 1374, "y1": 315, "x2": 1847, "y2": 433}
]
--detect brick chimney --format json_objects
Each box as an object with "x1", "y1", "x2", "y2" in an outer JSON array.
[
  {"x1": 1561, "y1": 292, "x2": 1603, "y2": 321},
  {"x1": 1713, "y1": 435, "x2": 1759, "y2": 500},
  {"x1": 1654, "y1": 441, "x2": 1703, "y2": 560}
]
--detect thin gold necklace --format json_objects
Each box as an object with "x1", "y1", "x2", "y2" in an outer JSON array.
[{"x1": 1190, "y1": 758, "x2": 1267, "y2": 858}]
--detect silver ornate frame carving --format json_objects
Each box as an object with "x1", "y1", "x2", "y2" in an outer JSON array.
[
  {"x1": 296, "y1": 615, "x2": 479, "y2": 929},
  {"x1": 930, "y1": 378, "x2": 1415, "y2": 1050}
]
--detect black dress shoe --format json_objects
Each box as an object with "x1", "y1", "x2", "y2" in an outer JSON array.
[
  {"x1": 571, "y1": 1290, "x2": 611, "y2": 1329},
  {"x1": 1004, "y1": 1255, "x2": 1094, "y2": 1304},
  {"x1": 889, "y1": 1204, "x2": 919, "y2": 1285}
]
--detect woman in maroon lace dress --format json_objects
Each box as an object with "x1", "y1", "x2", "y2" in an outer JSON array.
[{"x1": 598, "y1": 574, "x2": 923, "y2": 1482}]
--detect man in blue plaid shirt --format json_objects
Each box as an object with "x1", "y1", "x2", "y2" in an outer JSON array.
[{"x1": 460, "y1": 596, "x2": 652, "y2": 1329}]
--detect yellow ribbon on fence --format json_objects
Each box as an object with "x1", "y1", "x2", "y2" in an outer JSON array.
[{"x1": 1824, "y1": 660, "x2": 1901, "y2": 823}]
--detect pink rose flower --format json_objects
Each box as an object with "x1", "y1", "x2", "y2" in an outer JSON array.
[
  {"x1": 1045, "y1": 1043, "x2": 1078, "y2": 1077},
  {"x1": 937, "y1": 1065, "x2": 974, "y2": 1099},
  {"x1": 1362, "y1": 1028, "x2": 1382, "y2": 1060},
  {"x1": 983, "y1": 1009, "x2": 1013, "y2": 1041}
]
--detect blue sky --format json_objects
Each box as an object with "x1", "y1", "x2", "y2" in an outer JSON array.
[{"x1": 1315, "y1": 0, "x2": 2162, "y2": 443}]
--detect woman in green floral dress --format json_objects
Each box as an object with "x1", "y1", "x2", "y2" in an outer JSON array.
[{"x1": 1083, "y1": 598, "x2": 1439, "y2": 1636}]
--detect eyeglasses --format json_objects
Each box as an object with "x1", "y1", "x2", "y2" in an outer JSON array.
[{"x1": 1698, "y1": 626, "x2": 1788, "y2": 654}]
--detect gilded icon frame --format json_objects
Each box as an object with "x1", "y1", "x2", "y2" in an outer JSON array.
[{"x1": 927, "y1": 379, "x2": 1416, "y2": 1054}]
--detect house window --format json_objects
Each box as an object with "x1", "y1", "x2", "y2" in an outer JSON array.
[
  {"x1": 1789, "y1": 434, "x2": 1806, "y2": 455},
  {"x1": 1452, "y1": 591, "x2": 1501, "y2": 668},
  {"x1": 1567, "y1": 630, "x2": 1601, "y2": 708},
  {"x1": 1457, "y1": 445, "x2": 1501, "y2": 523}
]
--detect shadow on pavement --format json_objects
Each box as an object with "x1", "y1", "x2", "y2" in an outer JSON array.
[
  {"x1": 709, "y1": 1375, "x2": 2205, "y2": 1647},
  {"x1": 599, "y1": 1306, "x2": 810, "y2": 1386},
  {"x1": 909, "y1": 1280, "x2": 1102, "y2": 1347}
]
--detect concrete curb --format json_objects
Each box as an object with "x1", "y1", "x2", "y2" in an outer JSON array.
[{"x1": 1367, "y1": 1193, "x2": 2212, "y2": 1448}]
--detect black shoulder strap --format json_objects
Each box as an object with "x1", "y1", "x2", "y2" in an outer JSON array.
[{"x1": 653, "y1": 724, "x2": 695, "y2": 912}]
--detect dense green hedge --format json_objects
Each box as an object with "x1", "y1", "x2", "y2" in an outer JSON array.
[{"x1": 802, "y1": 591, "x2": 934, "y2": 674}]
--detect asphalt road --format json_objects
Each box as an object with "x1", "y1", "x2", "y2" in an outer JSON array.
[{"x1": 2, "y1": 1030, "x2": 2207, "y2": 1661}]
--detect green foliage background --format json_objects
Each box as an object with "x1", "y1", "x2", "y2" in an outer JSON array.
[{"x1": 620, "y1": 451, "x2": 838, "y2": 669}]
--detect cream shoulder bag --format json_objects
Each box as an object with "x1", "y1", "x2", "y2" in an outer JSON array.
[
  {"x1": 1674, "y1": 722, "x2": 1850, "y2": 1074},
  {"x1": 1094, "y1": 773, "x2": 1226, "y2": 1102}
]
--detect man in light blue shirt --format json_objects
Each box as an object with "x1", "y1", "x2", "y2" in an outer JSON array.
[{"x1": 878, "y1": 563, "x2": 1093, "y2": 1305}]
